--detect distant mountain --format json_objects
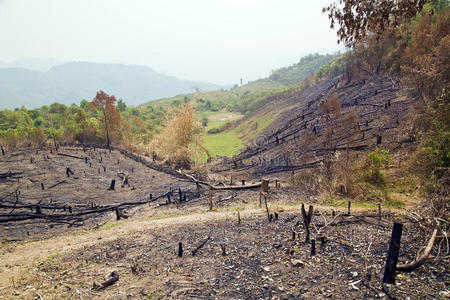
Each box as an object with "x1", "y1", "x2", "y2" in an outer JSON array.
[
  {"x1": 0, "y1": 58, "x2": 63, "y2": 72},
  {"x1": 0, "y1": 62, "x2": 224, "y2": 109}
]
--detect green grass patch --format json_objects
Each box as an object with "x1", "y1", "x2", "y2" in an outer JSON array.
[
  {"x1": 235, "y1": 111, "x2": 280, "y2": 142},
  {"x1": 199, "y1": 131, "x2": 244, "y2": 162}
]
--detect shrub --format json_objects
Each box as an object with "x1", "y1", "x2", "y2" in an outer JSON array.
[
  {"x1": 150, "y1": 103, "x2": 204, "y2": 169},
  {"x1": 363, "y1": 147, "x2": 391, "y2": 186}
]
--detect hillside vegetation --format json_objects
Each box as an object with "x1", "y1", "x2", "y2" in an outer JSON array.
[{"x1": 0, "y1": 52, "x2": 340, "y2": 163}]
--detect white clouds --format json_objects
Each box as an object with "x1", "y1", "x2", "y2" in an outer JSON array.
[{"x1": 0, "y1": 0, "x2": 340, "y2": 84}]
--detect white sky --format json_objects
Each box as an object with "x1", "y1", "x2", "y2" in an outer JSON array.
[{"x1": 0, "y1": 0, "x2": 341, "y2": 85}]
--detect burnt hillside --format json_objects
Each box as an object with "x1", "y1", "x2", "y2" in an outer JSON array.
[{"x1": 215, "y1": 73, "x2": 421, "y2": 175}]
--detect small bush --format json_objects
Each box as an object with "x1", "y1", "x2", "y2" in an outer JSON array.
[{"x1": 363, "y1": 147, "x2": 390, "y2": 186}]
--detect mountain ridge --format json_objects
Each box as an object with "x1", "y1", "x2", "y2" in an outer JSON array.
[{"x1": 0, "y1": 61, "x2": 224, "y2": 109}]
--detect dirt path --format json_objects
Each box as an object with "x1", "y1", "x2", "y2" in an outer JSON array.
[
  {"x1": 0, "y1": 206, "x2": 260, "y2": 288},
  {"x1": 0, "y1": 201, "x2": 390, "y2": 289}
]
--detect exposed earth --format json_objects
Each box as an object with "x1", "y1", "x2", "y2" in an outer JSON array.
[{"x1": 0, "y1": 147, "x2": 448, "y2": 299}]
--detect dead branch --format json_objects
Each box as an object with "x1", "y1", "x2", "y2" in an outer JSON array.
[
  {"x1": 48, "y1": 180, "x2": 68, "y2": 189},
  {"x1": 396, "y1": 226, "x2": 439, "y2": 271},
  {"x1": 192, "y1": 230, "x2": 213, "y2": 256},
  {"x1": 93, "y1": 270, "x2": 119, "y2": 290}
]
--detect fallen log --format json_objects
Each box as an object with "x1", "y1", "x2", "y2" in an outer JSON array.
[
  {"x1": 48, "y1": 180, "x2": 68, "y2": 189},
  {"x1": 57, "y1": 153, "x2": 84, "y2": 160},
  {"x1": 211, "y1": 182, "x2": 261, "y2": 190}
]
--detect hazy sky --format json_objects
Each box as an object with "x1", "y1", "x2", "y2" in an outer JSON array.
[{"x1": 0, "y1": 0, "x2": 341, "y2": 85}]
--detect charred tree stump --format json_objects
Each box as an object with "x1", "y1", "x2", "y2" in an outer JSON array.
[
  {"x1": 66, "y1": 168, "x2": 74, "y2": 178},
  {"x1": 115, "y1": 207, "x2": 121, "y2": 220},
  {"x1": 311, "y1": 239, "x2": 316, "y2": 256},
  {"x1": 378, "y1": 203, "x2": 382, "y2": 220},
  {"x1": 238, "y1": 210, "x2": 241, "y2": 224},
  {"x1": 108, "y1": 179, "x2": 116, "y2": 191},
  {"x1": 319, "y1": 236, "x2": 327, "y2": 246},
  {"x1": 1, "y1": 146, "x2": 4, "y2": 156},
  {"x1": 196, "y1": 182, "x2": 200, "y2": 197},
  {"x1": 121, "y1": 175, "x2": 129, "y2": 188},
  {"x1": 348, "y1": 201, "x2": 351, "y2": 215},
  {"x1": 103, "y1": 166, "x2": 106, "y2": 172},
  {"x1": 208, "y1": 185, "x2": 213, "y2": 211},
  {"x1": 242, "y1": 180, "x2": 245, "y2": 185},
  {"x1": 41, "y1": 183, "x2": 45, "y2": 190},
  {"x1": 264, "y1": 196, "x2": 271, "y2": 222},
  {"x1": 301, "y1": 204, "x2": 313, "y2": 243},
  {"x1": 292, "y1": 232, "x2": 296, "y2": 240},
  {"x1": 178, "y1": 242, "x2": 183, "y2": 257},
  {"x1": 274, "y1": 212, "x2": 279, "y2": 221},
  {"x1": 383, "y1": 222, "x2": 403, "y2": 284},
  {"x1": 167, "y1": 193, "x2": 171, "y2": 204},
  {"x1": 178, "y1": 188, "x2": 182, "y2": 202}
]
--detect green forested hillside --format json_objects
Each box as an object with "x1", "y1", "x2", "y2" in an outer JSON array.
[
  {"x1": 143, "y1": 52, "x2": 341, "y2": 115},
  {"x1": 268, "y1": 52, "x2": 341, "y2": 84},
  {"x1": 0, "y1": 52, "x2": 344, "y2": 161}
]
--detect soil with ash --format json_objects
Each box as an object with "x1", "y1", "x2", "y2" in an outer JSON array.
[
  {"x1": 0, "y1": 147, "x2": 448, "y2": 299},
  {"x1": 0, "y1": 147, "x2": 199, "y2": 240},
  {"x1": 12, "y1": 211, "x2": 449, "y2": 299}
]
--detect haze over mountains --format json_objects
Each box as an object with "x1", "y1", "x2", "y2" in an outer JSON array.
[{"x1": 0, "y1": 61, "x2": 225, "y2": 109}]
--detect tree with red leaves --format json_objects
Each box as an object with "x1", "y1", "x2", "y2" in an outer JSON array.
[{"x1": 89, "y1": 91, "x2": 121, "y2": 148}]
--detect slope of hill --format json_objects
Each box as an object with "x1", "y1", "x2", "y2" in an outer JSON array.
[
  {"x1": 213, "y1": 73, "x2": 421, "y2": 177},
  {"x1": 0, "y1": 62, "x2": 223, "y2": 109},
  {"x1": 141, "y1": 53, "x2": 341, "y2": 114}
]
